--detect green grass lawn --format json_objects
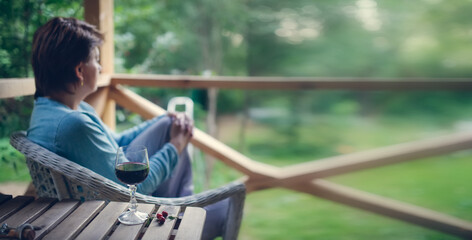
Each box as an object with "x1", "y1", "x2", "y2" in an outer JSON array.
[
  {"x1": 210, "y1": 114, "x2": 472, "y2": 239},
  {"x1": 237, "y1": 154, "x2": 471, "y2": 240},
  {"x1": 0, "y1": 138, "x2": 30, "y2": 182}
]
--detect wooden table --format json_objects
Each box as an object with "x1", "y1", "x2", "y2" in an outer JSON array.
[{"x1": 0, "y1": 194, "x2": 206, "y2": 240}]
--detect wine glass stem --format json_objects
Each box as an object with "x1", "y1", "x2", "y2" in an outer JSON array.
[{"x1": 129, "y1": 185, "x2": 137, "y2": 212}]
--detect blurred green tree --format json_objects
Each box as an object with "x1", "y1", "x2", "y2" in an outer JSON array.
[{"x1": 0, "y1": 0, "x2": 82, "y2": 138}]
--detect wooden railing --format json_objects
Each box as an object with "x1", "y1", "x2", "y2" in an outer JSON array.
[
  {"x1": 112, "y1": 74, "x2": 472, "y2": 90},
  {"x1": 2, "y1": 75, "x2": 472, "y2": 238}
]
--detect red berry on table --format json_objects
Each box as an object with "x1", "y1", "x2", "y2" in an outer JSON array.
[
  {"x1": 158, "y1": 217, "x2": 165, "y2": 225},
  {"x1": 156, "y1": 213, "x2": 163, "y2": 219},
  {"x1": 162, "y1": 211, "x2": 168, "y2": 218}
]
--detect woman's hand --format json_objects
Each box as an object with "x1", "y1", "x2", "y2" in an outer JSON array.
[{"x1": 169, "y1": 113, "x2": 193, "y2": 154}]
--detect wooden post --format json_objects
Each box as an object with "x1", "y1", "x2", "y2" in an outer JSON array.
[
  {"x1": 205, "y1": 88, "x2": 219, "y2": 189},
  {"x1": 84, "y1": 0, "x2": 116, "y2": 129}
]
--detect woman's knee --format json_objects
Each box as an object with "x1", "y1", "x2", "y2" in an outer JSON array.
[
  {"x1": 131, "y1": 115, "x2": 173, "y2": 154},
  {"x1": 161, "y1": 115, "x2": 173, "y2": 124},
  {"x1": 152, "y1": 115, "x2": 173, "y2": 138}
]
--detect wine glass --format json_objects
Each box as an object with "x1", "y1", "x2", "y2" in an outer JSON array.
[{"x1": 115, "y1": 145, "x2": 150, "y2": 225}]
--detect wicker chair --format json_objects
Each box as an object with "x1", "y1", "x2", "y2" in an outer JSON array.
[{"x1": 10, "y1": 131, "x2": 245, "y2": 240}]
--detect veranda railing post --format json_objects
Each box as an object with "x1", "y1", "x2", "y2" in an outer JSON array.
[{"x1": 84, "y1": 0, "x2": 116, "y2": 130}]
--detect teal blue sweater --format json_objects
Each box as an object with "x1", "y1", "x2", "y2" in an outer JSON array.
[{"x1": 27, "y1": 97, "x2": 178, "y2": 195}]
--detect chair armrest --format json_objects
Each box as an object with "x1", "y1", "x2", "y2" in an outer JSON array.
[
  {"x1": 135, "y1": 180, "x2": 246, "y2": 207},
  {"x1": 11, "y1": 130, "x2": 245, "y2": 240},
  {"x1": 10, "y1": 131, "x2": 246, "y2": 207}
]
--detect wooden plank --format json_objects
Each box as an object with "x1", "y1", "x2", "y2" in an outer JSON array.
[
  {"x1": 285, "y1": 130, "x2": 472, "y2": 178},
  {"x1": 192, "y1": 126, "x2": 279, "y2": 178},
  {"x1": 2, "y1": 198, "x2": 56, "y2": 228},
  {"x1": 247, "y1": 130, "x2": 472, "y2": 191},
  {"x1": 3, "y1": 74, "x2": 472, "y2": 100},
  {"x1": 0, "y1": 78, "x2": 35, "y2": 99},
  {"x1": 291, "y1": 179, "x2": 472, "y2": 239},
  {"x1": 109, "y1": 203, "x2": 155, "y2": 240},
  {"x1": 102, "y1": 97, "x2": 116, "y2": 130},
  {"x1": 174, "y1": 207, "x2": 206, "y2": 240},
  {"x1": 111, "y1": 74, "x2": 472, "y2": 90},
  {"x1": 31, "y1": 200, "x2": 80, "y2": 239},
  {"x1": 109, "y1": 85, "x2": 166, "y2": 119},
  {"x1": 0, "y1": 194, "x2": 12, "y2": 205},
  {"x1": 85, "y1": 86, "x2": 109, "y2": 117},
  {"x1": 43, "y1": 200, "x2": 105, "y2": 240},
  {"x1": 2, "y1": 74, "x2": 472, "y2": 100},
  {"x1": 109, "y1": 85, "x2": 280, "y2": 179},
  {"x1": 83, "y1": 75, "x2": 112, "y2": 115},
  {"x1": 142, "y1": 205, "x2": 181, "y2": 240},
  {"x1": 75, "y1": 201, "x2": 128, "y2": 240},
  {"x1": 0, "y1": 196, "x2": 34, "y2": 223},
  {"x1": 97, "y1": 74, "x2": 111, "y2": 87},
  {"x1": 0, "y1": 75, "x2": 108, "y2": 99}
]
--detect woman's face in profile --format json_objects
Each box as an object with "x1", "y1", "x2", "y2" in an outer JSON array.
[{"x1": 82, "y1": 47, "x2": 102, "y2": 93}]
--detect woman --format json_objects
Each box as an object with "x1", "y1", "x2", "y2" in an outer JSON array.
[{"x1": 27, "y1": 17, "x2": 225, "y2": 239}]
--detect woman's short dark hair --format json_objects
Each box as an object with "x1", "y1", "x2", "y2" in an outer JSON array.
[{"x1": 32, "y1": 17, "x2": 103, "y2": 99}]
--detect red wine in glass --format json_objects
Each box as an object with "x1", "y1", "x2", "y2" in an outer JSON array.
[
  {"x1": 115, "y1": 162, "x2": 150, "y2": 185},
  {"x1": 115, "y1": 145, "x2": 150, "y2": 225}
]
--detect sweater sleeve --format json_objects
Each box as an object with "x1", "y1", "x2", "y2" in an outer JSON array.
[
  {"x1": 55, "y1": 111, "x2": 179, "y2": 195},
  {"x1": 137, "y1": 142, "x2": 179, "y2": 194},
  {"x1": 55, "y1": 112, "x2": 122, "y2": 185},
  {"x1": 79, "y1": 100, "x2": 165, "y2": 147}
]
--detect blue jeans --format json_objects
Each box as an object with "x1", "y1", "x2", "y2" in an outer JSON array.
[{"x1": 129, "y1": 116, "x2": 228, "y2": 239}]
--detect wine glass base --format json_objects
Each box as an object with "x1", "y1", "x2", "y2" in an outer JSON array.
[{"x1": 118, "y1": 210, "x2": 149, "y2": 225}]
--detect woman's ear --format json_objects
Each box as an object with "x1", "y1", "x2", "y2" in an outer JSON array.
[{"x1": 75, "y1": 62, "x2": 84, "y2": 80}]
